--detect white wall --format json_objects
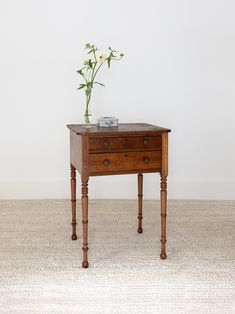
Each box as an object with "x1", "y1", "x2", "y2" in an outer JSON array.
[{"x1": 0, "y1": 0, "x2": 235, "y2": 200}]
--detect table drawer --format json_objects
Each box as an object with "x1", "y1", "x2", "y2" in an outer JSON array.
[
  {"x1": 89, "y1": 136, "x2": 161, "y2": 151},
  {"x1": 89, "y1": 151, "x2": 162, "y2": 174}
]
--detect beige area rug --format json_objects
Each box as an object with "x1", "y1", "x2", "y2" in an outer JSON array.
[{"x1": 0, "y1": 199, "x2": 234, "y2": 314}]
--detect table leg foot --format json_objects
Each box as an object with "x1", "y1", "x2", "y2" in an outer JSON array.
[
  {"x1": 137, "y1": 227, "x2": 143, "y2": 233},
  {"x1": 160, "y1": 253, "x2": 167, "y2": 260},
  {"x1": 71, "y1": 234, "x2": 77, "y2": 240},
  {"x1": 82, "y1": 261, "x2": 89, "y2": 268}
]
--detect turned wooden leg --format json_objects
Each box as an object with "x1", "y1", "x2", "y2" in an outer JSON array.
[
  {"x1": 81, "y1": 179, "x2": 89, "y2": 268},
  {"x1": 70, "y1": 164, "x2": 77, "y2": 240},
  {"x1": 160, "y1": 175, "x2": 167, "y2": 259},
  {"x1": 137, "y1": 173, "x2": 143, "y2": 233}
]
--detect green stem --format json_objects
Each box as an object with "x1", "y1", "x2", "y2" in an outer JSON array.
[
  {"x1": 91, "y1": 62, "x2": 103, "y2": 84},
  {"x1": 93, "y1": 49, "x2": 97, "y2": 62},
  {"x1": 90, "y1": 62, "x2": 97, "y2": 86}
]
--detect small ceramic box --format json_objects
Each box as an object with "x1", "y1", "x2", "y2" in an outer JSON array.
[{"x1": 97, "y1": 117, "x2": 119, "y2": 127}]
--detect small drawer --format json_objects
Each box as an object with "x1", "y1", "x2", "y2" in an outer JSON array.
[
  {"x1": 125, "y1": 136, "x2": 161, "y2": 150},
  {"x1": 89, "y1": 137, "x2": 124, "y2": 150},
  {"x1": 89, "y1": 151, "x2": 162, "y2": 174},
  {"x1": 89, "y1": 136, "x2": 161, "y2": 151}
]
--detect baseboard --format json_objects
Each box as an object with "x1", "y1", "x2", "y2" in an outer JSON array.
[{"x1": 0, "y1": 176, "x2": 234, "y2": 200}]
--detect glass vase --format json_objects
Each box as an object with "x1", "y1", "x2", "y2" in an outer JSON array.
[
  {"x1": 84, "y1": 109, "x2": 93, "y2": 128},
  {"x1": 83, "y1": 89, "x2": 93, "y2": 128}
]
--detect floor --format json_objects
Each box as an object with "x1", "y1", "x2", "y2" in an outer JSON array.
[{"x1": 0, "y1": 199, "x2": 234, "y2": 314}]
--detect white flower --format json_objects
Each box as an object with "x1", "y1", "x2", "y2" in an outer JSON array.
[{"x1": 96, "y1": 52, "x2": 106, "y2": 63}]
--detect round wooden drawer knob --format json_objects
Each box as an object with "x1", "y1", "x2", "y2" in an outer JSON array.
[
  {"x1": 144, "y1": 157, "x2": 150, "y2": 164},
  {"x1": 103, "y1": 140, "x2": 109, "y2": 147},
  {"x1": 103, "y1": 159, "x2": 110, "y2": 167}
]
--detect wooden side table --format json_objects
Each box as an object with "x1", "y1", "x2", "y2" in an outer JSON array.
[{"x1": 67, "y1": 123, "x2": 171, "y2": 268}]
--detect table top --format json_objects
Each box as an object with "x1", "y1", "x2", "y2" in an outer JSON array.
[{"x1": 67, "y1": 123, "x2": 171, "y2": 137}]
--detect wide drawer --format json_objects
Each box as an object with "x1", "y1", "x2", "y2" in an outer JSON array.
[
  {"x1": 89, "y1": 136, "x2": 161, "y2": 151},
  {"x1": 89, "y1": 151, "x2": 162, "y2": 174}
]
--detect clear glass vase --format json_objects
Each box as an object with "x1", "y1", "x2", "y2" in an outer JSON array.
[
  {"x1": 84, "y1": 109, "x2": 92, "y2": 128},
  {"x1": 83, "y1": 89, "x2": 93, "y2": 128}
]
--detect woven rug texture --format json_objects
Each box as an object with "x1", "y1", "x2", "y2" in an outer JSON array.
[{"x1": 0, "y1": 199, "x2": 234, "y2": 314}]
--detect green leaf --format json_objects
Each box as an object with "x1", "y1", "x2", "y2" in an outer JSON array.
[
  {"x1": 88, "y1": 59, "x2": 93, "y2": 69},
  {"x1": 77, "y1": 84, "x2": 86, "y2": 90},
  {"x1": 77, "y1": 66, "x2": 86, "y2": 75},
  {"x1": 94, "y1": 82, "x2": 105, "y2": 87}
]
